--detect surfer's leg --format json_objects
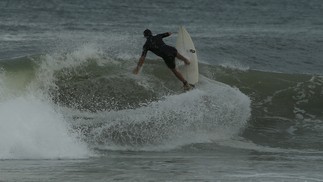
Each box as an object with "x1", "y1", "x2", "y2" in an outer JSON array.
[
  {"x1": 164, "y1": 57, "x2": 189, "y2": 86},
  {"x1": 170, "y1": 68, "x2": 188, "y2": 85},
  {"x1": 176, "y1": 53, "x2": 190, "y2": 65}
]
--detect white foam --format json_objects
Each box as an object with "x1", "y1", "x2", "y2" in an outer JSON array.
[
  {"x1": 219, "y1": 60, "x2": 250, "y2": 71},
  {"x1": 30, "y1": 44, "x2": 105, "y2": 92},
  {"x1": 0, "y1": 34, "x2": 26, "y2": 41},
  {"x1": 0, "y1": 94, "x2": 91, "y2": 159},
  {"x1": 217, "y1": 136, "x2": 323, "y2": 154},
  {"x1": 87, "y1": 76, "x2": 252, "y2": 151}
]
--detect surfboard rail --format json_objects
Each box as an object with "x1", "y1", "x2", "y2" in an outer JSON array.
[{"x1": 175, "y1": 26, "x2": 199, "y2": 85}]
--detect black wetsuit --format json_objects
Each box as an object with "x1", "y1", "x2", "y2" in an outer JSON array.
[{"x1": 141, "y1": 33, "x2": 178, "y2": 69}]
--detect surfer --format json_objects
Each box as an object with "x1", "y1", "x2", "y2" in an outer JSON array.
[{"x1": 133, "y1": 29, "x2": 192, "y2": 89}]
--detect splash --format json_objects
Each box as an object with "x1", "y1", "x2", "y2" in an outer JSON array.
[
  {"x1": 0, "y1": 94, "x2": 91, "y2": 159},
  {"x1": 75, "y1": 76, "x2": 251, "y2": 151},
  {"x1": 0, "y1": 47, "x2": 100, "y2": 159}
]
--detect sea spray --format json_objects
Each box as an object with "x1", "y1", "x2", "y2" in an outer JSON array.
[
  {"x1": 74, "y1": 76, "x2": 251, "y2": 151},
  {"x1": 0, "y1": 47, "x2": 102, "y2": 159},
  {"x1": 0, "y1": 94, "x2": 91, "y2": 159}
]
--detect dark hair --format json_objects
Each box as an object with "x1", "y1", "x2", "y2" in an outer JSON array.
[{"x1": 143, "y1": 29, "x2": 152, "y2": 37}]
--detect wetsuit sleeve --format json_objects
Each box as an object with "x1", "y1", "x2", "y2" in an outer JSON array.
[
  {"x1": 159, "y1": 32, "x2": 171, "y2": 38},
  {"x1": 141, "y1": 45, "x2": 148, "y2": 57}
]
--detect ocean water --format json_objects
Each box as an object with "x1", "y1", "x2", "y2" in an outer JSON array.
[{"x1": 1, "y1": 0, "x2": 323, "y2": 181}]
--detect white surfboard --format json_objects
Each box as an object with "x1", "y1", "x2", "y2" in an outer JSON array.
[{"x1": 176, "y1": 26, "x2": 199, "y2": 85}]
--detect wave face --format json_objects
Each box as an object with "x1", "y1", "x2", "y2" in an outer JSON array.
[
  {"x1": 1, "y1": 44, "x2": 323, "y2": 159},
  {"x1": 0, "y1": 46, "x2": 251, "y2": 158},
  {"x1": 202, "y1": 65, "x2": 323, "y2": 150}
]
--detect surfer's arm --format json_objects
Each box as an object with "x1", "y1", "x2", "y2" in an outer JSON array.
[
  {"x1": 133, "y1": 51, "x2": 147, "y2": 74},
  {"x1": 160, "y1": 32, "x2": 172, "y2": 38}
]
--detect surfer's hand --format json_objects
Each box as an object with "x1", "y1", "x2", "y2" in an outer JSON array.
[
  {"x1": 133, "y1": 68, "x2": 138, "y2": 74},
  {"x1": 184, "y1": 60, "x2": 190, "y2": 65},
  {"x1": 168, "y1": 32, "x2": 172, "y2": 36},
  {"x1": 133, "y1": 67, "x2": 140, "y2": 74}
]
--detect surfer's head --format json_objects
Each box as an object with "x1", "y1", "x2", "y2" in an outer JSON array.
[{"x1": 143, "y1": 29, "x2": 152, "y2": 38}]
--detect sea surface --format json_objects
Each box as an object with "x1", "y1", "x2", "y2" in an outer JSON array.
[{"x1": 1, "y1": 0, "x2": 323, "y2": 181}]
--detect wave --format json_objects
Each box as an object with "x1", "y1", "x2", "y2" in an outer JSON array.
[
  {"x1": 0, "y1": 44, "x2": 322, "y2": 158},
  {"x1": 0, "y1": 45, "x2": 251, "y2": 158}
]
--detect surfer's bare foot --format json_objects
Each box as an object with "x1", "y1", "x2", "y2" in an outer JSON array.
[
  {"x1": 183, "y1": 82, "x2": 194, "y2": 91},
  {"x1": 183, "y1": 84, "x2": 190, "y2": 90},
  {"x1": 183, "y1": 84, "x2": 193, "y2": 91}
]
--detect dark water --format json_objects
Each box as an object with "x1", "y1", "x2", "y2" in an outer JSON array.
[{"x1": 1, "y1": 0, "x2": 323, "y2": 181}]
